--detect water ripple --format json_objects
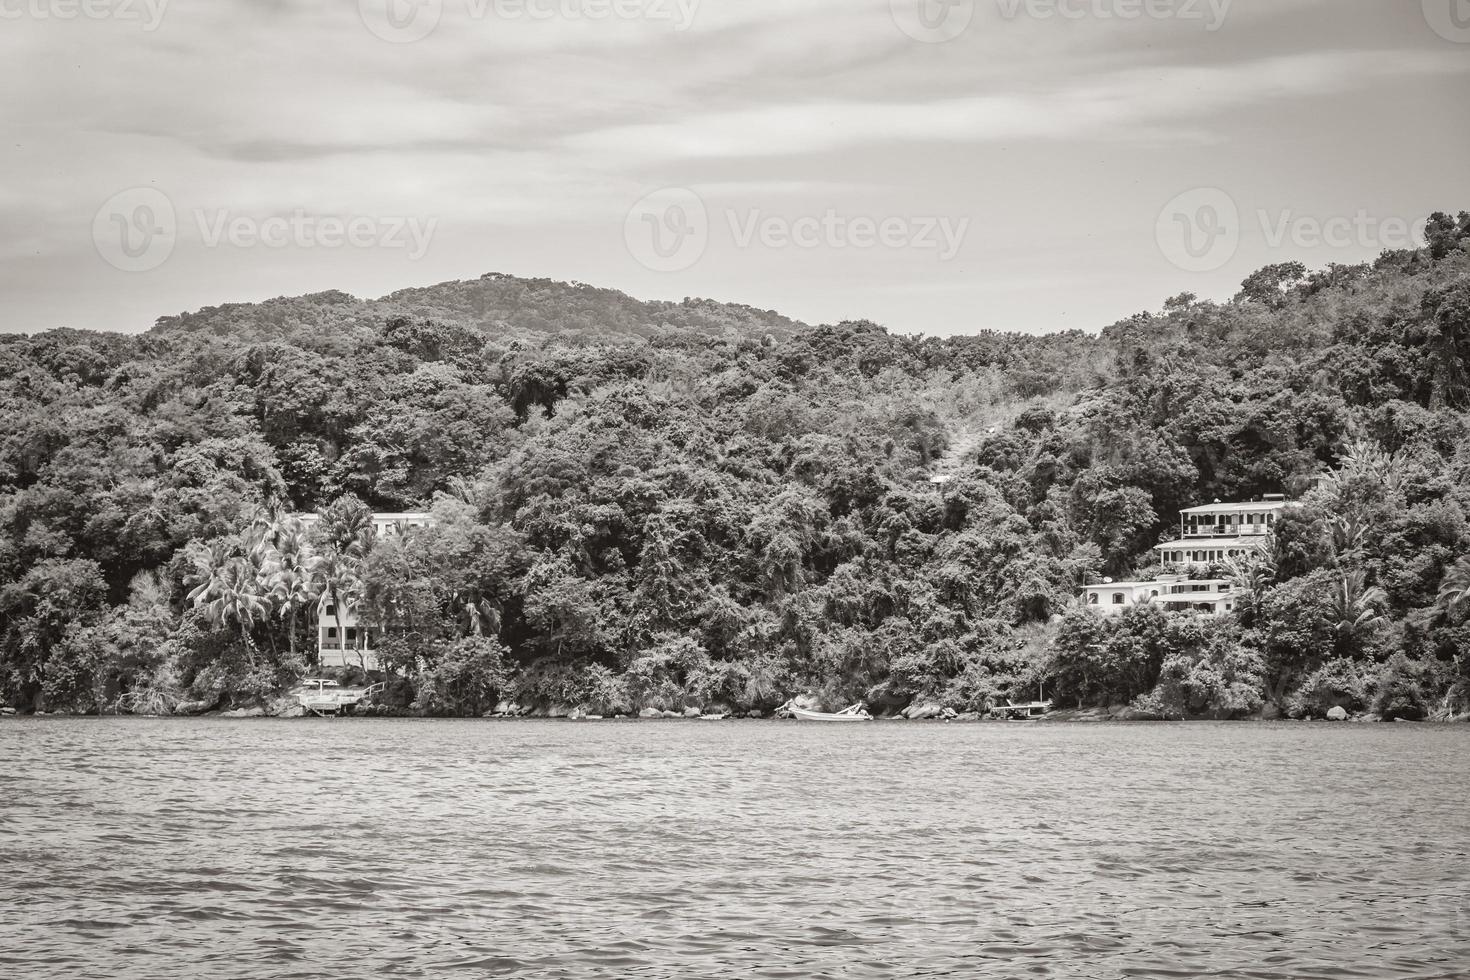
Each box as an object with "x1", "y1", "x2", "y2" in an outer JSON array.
[{"x1": 1, "y1": 719, "x2": 1468, "y2": 978}]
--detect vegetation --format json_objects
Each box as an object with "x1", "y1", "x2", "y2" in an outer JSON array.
[{"x1": 3, "y1": 213, "x2": 1469, "y2": 719}]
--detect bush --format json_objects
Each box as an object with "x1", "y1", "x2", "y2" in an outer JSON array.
[
  {"x1": 508, "y1": 658, "x2": 628, "y2": 714},
  {"x1": 1286, "y1": 659, "x2": 1366, "y2": 718},
  {"x1": 1134, "y1": 625, "x2": 1265, "y2": 720},
  {"x1": 1371, "y1": 654, "x2": 1430, "y2": 721},
  {"x1": 414, "y1": 636, "x2": 510, "y2": 716}
]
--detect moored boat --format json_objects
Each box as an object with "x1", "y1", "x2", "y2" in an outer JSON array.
[{"x1": 782, "y1": 701, "x2": 872, "y2": 723}]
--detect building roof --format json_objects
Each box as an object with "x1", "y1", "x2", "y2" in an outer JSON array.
[
  {"x1": 297, "y1": 512, "x2": 435, "y2": 522},
  {"x1": 1085, "y1": 578, "x2": 1230, "y2": 590},
  {"x1": 1178, "y1": 500, "x2": 1297, "y2": 515},
  {"x1": 1155, "y1": 536, "x2": 1271, "y2": 551}
]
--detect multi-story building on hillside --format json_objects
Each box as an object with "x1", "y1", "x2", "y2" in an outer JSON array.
[
  {"x1": 1082, "y1": 575, "x2": 1237, "y2": 617},
  {"x1": 1081, "y1": 494, "x2": 1297, "y2": 617},
  {"x1": 1153, "y1": 494, "x2": 1298, "y2": 568},
  {"x1": 298, "y1": 512, "x2": 435, "y2": 670}
]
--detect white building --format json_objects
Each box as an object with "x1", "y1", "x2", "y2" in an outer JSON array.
[
  {"x1": 298, "y1": 512, "x2": 435, "y2": 670},
  {"x1": 1080, "y1": 494, "x2": 1296, "y2": 618},
  {"x1": 1082, "y1": 576, "x2": 1237, "y2": 617},
  {"x1": 1154, "y1": 494, "x2": 1298, "y2": 568}
]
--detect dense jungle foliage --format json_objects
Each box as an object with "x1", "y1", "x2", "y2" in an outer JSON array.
[{"x1": 3, "y1": 213, "x2": 1470, "y2": 719}]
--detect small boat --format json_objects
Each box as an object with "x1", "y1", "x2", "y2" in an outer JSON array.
[
  {"x1": 783, "y1": 701, "x2": 872, "y2": 723},
  {"x1": 991, "y1": 699, "x2": 1053, "y2": 720}
]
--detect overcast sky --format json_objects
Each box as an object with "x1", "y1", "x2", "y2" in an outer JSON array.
[{"x1": 3, "y1": 0, "x2": 1468, "y2": 337}]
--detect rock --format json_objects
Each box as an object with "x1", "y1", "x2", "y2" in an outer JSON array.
[
  {"x1": 1259, "y1": 703, "x2": 1283, "y2": 721},
  {"x1": 493, "y1": 701, "x2": 513, "y2": 716},
  {"x1": 956, "y1": 712, "x2": 980, "y2": 722},
  {"x1": 547, "y1": 703, "x2": 570, "y2": 719},
  {"x1": 1326, "y1": 705, "x2": 1349, "y2": 721},
  {"x1": 904, "y1": 703, "x2": 942, "y2": 720},
  {"x1": 746, "y1": 709, "x2": 763, "y2": 719},
  {"x1": 683, "y1": 706, "x2": 702, "y2": 719},
  {"x1": 503, "y1": 703, "x2": 523, "y2": 717},
  {"x1": 277, "y1": 705, "x2": 305, "y2": 719},
  {"x1": 173, "y1": 700, "x2": 213, "y2": 716},
  {"x1": 222, "y1": 707, "x2": 265, "y2": 719},
  {"x1": 639, "y1": 707, "x2": 662, "y2": 719},
  {"x1": 661, "y1": 710, "x2": 682, "y2": 719},
  {"x1": 568, "y1": 707, "x2": 586, "y2": 721},
  {"x1": 940, "y1": 707, "x2": 958, "y2": 720},
  {"x1": 0, "y1": 707, "x2": 16, "y2": 716}
]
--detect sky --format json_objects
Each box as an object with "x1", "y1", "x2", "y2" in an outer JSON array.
[{"x1": 2, "y1": 0, "x2": 1468, "y2": 337}]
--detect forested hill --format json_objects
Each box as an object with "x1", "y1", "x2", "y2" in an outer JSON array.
[
  {"x1": 151, "y1": 272, "x2": 811, "y2": 346},
  {"x1": 2, "y1": 212, "x2": 1469, "y2": 721}
]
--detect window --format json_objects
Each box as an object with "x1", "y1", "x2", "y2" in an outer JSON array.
[
  {"x1": 325, "y1": 603, "x2": 336, "y2": 616},
  {"x1": 346, "y1": 628, "x2": 358, "y2": 642},
  {"x1": 327, "y1": 627, "x2": 338, "y2": 638},
  {"x1": 1112, "y1": 593, "x2": 1126, "y2": 605},
  {"x1": 1087, "y1": 594, "x2": 1099, "y2": 605}
]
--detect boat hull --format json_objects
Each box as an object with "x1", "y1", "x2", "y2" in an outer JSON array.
[{"x1": 789, "y1": 707, "x2": 871, "y2": 723}]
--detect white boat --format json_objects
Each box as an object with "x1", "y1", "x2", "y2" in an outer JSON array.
[
  {"x1": 784, "y1": 701, "x2": 872, "y2": 723},
  {"x1": 293, "y1": 679, "x2": 381, "y2": 716}
]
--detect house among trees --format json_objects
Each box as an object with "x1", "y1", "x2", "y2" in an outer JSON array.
[
  {"x1": 1083, "y1": 496, "x2": 1299, "y2": 616},
  {"x1": 298, "y1": 512, "x2": 435, "y2": 669},
  {"x1": 1153, "y1": 495, "x2": 1299, "y2": 567}
]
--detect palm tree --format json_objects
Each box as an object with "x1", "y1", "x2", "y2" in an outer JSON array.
[
  {"x1": 317, "y1": 496, "x2": 376, "y2": 560},
  {"x1": 1225, "y1": 553, "x2": 1276, "y2": 626},
  {"x1": 1437, "y1": 557, "x2": 1470, "y2": 621},
  {"x1": 187, "y1": 555, "x2": 269, "y2": 663},
  {"x1": 1330, "y1": 569, "x2": 1387, "y2": 658},
  {"x1": 265, "y1": 521, "x2": 322, "y2": 660},
  {"x1": 316, "y1": 551, "x2": 364, "y2": 663}
]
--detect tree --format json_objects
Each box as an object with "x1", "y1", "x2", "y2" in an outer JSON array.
[
  {"x1": 1328, "y1": 569, "x2": 1387, "y2": 659},
  {"x1": 264, "y1": 519, "x2": 322, "y2": 660},
  {"x1": 1437, "y1": 557, "x2": 1470, "y2": 621},
  {"x1": 186, "y1": 552, "x2": 269, "y2": 663}
]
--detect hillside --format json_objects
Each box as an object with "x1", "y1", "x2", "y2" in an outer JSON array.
[
  {"x1": 2, "y1": 212, "x2": 1468, "y2": 721},
  {"x1": 150, "y1": 272, "x2": 811, "y2": 347}
]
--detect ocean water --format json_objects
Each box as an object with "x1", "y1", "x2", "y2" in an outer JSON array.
[{"x1": 1, "y1": 718, "x2": 1467, "y2": 979}]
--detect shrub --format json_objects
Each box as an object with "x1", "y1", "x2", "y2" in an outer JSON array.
[
  {"x1": 414, "y1": 636, "x2": 510, "y2": 716},
  {"x1": 1286, "y1": 659, "x2": 1366, "y2": 718},
  {"x1": 1371, "y1": 654, "x2": 1430, "y2": 721}
]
